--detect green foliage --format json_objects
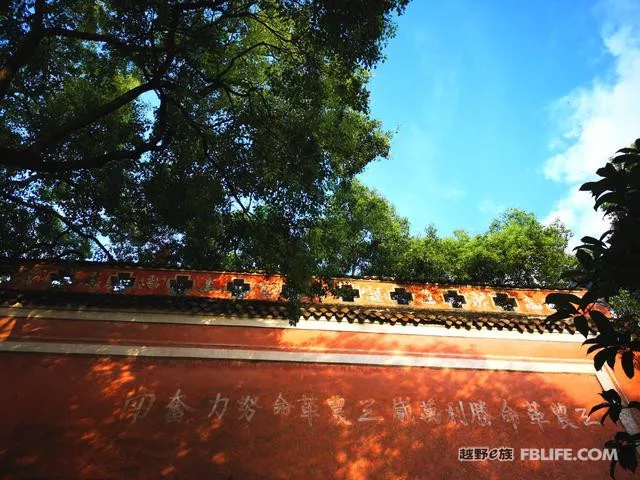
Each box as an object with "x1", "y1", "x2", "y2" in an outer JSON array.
[
  {"x1": 306, "y1": 181, "x2": 574, "y2": 287},
  {"x1": 1, "y1": 1, "x2": 574, "y2": 294},
  {"x1": 0, "y1": 0, "x2": 407, "y2": 287},
  {"x1": 308, "y1": 180, "x2": 411, "y2": 277},
  {"x1": 401, "y1": 209, "x2": 575, "y2": 287},
  {"x1": 608, "y1": 289, "x2": 640, "y2": 340},
  {"x1": 544, "y1": 138, "x2": 640, "y2": 477}
]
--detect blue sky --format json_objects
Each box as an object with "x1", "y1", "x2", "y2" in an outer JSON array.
[{"x1": 359, "y1": 0, "x2": 640, "y2": 244}]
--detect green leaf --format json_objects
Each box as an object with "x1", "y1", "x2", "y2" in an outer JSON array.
[
  {"x1": 595, "y1": 192, "x2": 623, "y2": 211},
  {"x1": 596, "y1": 163, "x2": 618, "y2": 178},
  {"x1": 546, "y1": 292, "x2": 582, "y2": 306},
  {"x1": 610, "y1": 405, "x2": 622, "y2": 423},
  {"x1": 590, "y1": 310, "x2": 615, "y2": 336},
  {"x1": 609, "y1": 458, "x2": 617, "y2": 479},
  {"x1": 595, "y1": 349, "x2": 609, "y2": 370},
  {"x1": 581, "y1": 236, "x2": 606, "y2": 247},
  {"x1": 545, "y1": 309, "x2": 572, "y2": 324},
  {"x1": 576, "y1": 249, "x2": 594, "y2": 269},
  {"x1": 574, "y1": 315, "x2": 590, "y2": 338},
  {"x1": 598, "y1": 334, "x2": 619, "y2": 347},
  {"x1": 587, "y1": 343, "x2": 604, "y2": 355},
  {"x1": 619, "y1": 445, "x2": 637, "y2": 472},
  {"x1": 616, "y1": 147, "x2": 638, "y2": 154},
  {"x1": 579, "y1": 288, "x2": 601, "y2": 309},
  {"x1": 601, "y1": 389, "x2": 622, "y2": 404},
  {"x1": 580, "y1": 181, "x2": 609, "y2": 196},
  {"x1": 606, "y1": 348, "x2": 618, "y2": 368},
  {"x1": 589, "y1": 402, "x2": 609, "y2": 416},
  {"x1": 622, "y1": 350, "x2": 635, "y2": 379},
  {"x1": 611, "y1": 152, "x2": 640, "y2": 163}
]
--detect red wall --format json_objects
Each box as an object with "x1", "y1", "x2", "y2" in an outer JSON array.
[{"x1": 0, "y1": 353, "x2": 633, "y2": 479}]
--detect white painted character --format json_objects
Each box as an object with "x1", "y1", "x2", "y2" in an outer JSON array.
[
  {"x1": 551, "y1": 402, "x2": 579, "y2": 429},
  {"x1": 208, "y1": 393, "x2": 230, "y2": 420},
  {"x1": 524, "y1": 401, "x2": 550, "y2": 430},
  {"x1": 468, "y1": 292, "x2": 488, "y2": 309},
  {"x1": 200, "y1": 278, "x2": 214, "y2": 293},
  {"x1": 469, "y1": 400, "x2": 492, "y2": 426},
  {"x1": 447, "y1": 401, "x2": 469, "y2": 425},
  {"x1": 419, "y1": 399, "x2": 440, "y2": 424},
  {"x1": 392, "y1": 397, "x2": 414, "y2": 424},
  {"x1": 522, "y1": 295, "x2": 543, "y2": 311},
  {"x1": 273, "y1": 393, "x2": 292, "y2": 416},
  {"x1": 575, "y1": 407, "x2": 600, "y2": 426},
  {"x1": 299, "y1": 394, "x2": 319, "y2": 426},
  {"x1": 358, "y1": 399, "x2": 384, "y2": 422},
  {"x1": 121, "y1": 393, "x2": 156, "y2": 424},
  {"x1": 501, "y1": 399, "x2": 519, "y2": 431},
  {"x1": 327, "y1": 395, "x2": 351, "y2": 425},
  {"x1": 165, "y1": 389, "x2": 194, "y2": 423},
  {"x1": 144, "y1": 274, "x2": 160, "y2": 289},
  {"x1": 237, "y1": 395, "x2": 260, "y2": 423},
  {"x1": 420, "y1": 290, "x2": 437, "y2": 305}
]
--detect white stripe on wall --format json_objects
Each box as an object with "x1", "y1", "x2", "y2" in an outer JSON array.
[{"x1": 0, "y1": 340, "x2": 594, "y2": 374}]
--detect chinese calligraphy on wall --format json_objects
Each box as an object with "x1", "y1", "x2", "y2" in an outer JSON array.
[{"x1": 121, "y1": 390, "x2": 599, "y2": 431}]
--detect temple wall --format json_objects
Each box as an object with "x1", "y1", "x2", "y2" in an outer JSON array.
[{"x1": 1, "y1": 310, "x2": 637, "y2": 479}]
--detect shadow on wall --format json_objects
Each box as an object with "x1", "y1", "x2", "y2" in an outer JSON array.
[
  {"x1": 0, "y1": 351, "x2": 633, "y2": 480},
  {"x1": 0, "y1": 307, "x2": 634, "y2": 480}
]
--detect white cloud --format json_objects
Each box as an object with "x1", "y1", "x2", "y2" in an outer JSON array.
[
  {"x1": 478, "y1": 199, "x2": 506, "y2": 216},
  {"x1": 544, "y1": 189, "x2": 610, "y2": 246},
  {"x1": 441, "y1": 186, "x2": 467, "y2": 200},
  {"x1": 543, "y1": 1, "x2": 640, "y2": 246}
]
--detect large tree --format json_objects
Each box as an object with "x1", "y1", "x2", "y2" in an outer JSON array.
[
  {"x1": 0, "y1": 0, "x2": 407, "y2": 287},
  {"x1": 304, "y1": 179, "x2": 575, "y2": 288},
  {"x1": 400, "y1": 209, "x2": 575, "y2": 287},
  {"x1": 307, "y1": 179, "x2": 411, "y2": 277}
]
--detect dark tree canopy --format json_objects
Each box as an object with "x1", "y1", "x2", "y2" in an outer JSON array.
[
  {"x1": 0, "y1": 0, "x2": 575, "y2": 293},
  {"x1": 1, "y1": 0, "x2": 407, "y2": 286}
]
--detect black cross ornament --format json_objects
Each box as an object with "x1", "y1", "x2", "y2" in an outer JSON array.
[
  {"x1": 493, "y1": 292, "x2": 518, "y2": 311},
  {"x1": 50, "y1": 270, "x2": 74, "y2": 287},
  {"x1": 227, "y1": 278, "x2": 251, "y2": 298},
  {"x1": 443, "y1": 290, "x2": 466, "y2": 308},
  {"x1": 110, "y1": 272, "x2": 135, "y2": 293},
  {"x1": 170, "y1": 275, "x2": 194, "y2": 295},
  {"x1": 335, "y1": 284, "x2": 360, "y2": 302},
  {"x1": 390, "y1": 287, "x2": 413, "y2": 305}
]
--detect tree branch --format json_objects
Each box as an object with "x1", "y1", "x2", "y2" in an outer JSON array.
[
  {"x1": 44, "y1": 27, "x2": 158, "y2": 53},
  {"x1": 0, "y1": 0, "x2": 46, "y2": 102},
  {"x1": 247, "y1": 12, "x2": 297, "y2": 46},
  {"x1": 18, "y1": 227, "x2": 72, "y2": 257},
  {"x1": 0, "y1": 94, "x2": 171, "y2": 172},
  {"x1": 174, "y1": 0, "x2": 229, "y2": 12},
  {"x1": 0, "y1": 191, "x2": 115, "y2": 261},
  {"x1": 199, "y1": 42, "x2": 279, "y2": 97},
  {"x1": 28, "y1": 79, "x2": 170, "y2": 154}
]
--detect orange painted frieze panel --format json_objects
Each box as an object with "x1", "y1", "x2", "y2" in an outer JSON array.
[{"x1": 2, "y1": 263, "x2": 583, "y2": 315}]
